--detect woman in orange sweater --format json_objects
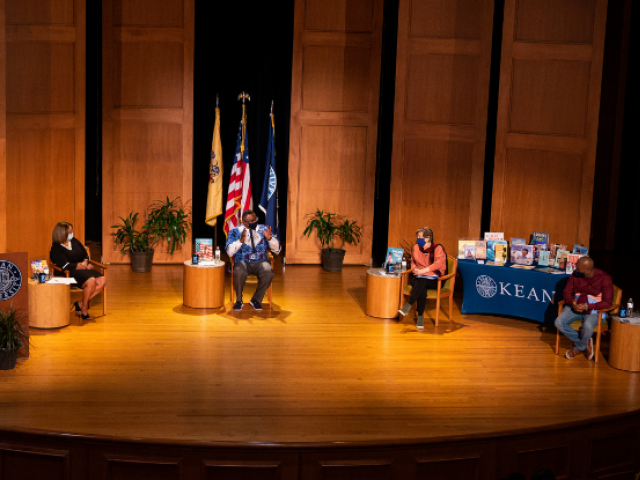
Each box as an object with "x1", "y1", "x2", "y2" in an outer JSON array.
[{"x1": 398, "y1": 227, "x2": 447, "y2": 329}]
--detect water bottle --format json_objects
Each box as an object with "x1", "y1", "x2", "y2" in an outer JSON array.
[
  {"x1": 401, "y1": 258, "x2": 407, "y2": 272},
  {"x1": 215, "y1": 246, "x2": 221, "y2": 264},
  {"x1": 627, "y1": 298, "x2": 634, "y2": 317}
]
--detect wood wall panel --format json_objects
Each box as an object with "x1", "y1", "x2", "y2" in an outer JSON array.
[
  {"x1": 3, "y1": 0, "x2": 85, "y2": 263},
  {"x1": 304, "y1": 0, "x2": 374, "y2": 32},
  {"x1": 388, "y1": 0, "x2": 495, "y2": 255},
  {"x1": 0, "y1": 444, "x2": 71, "y2": 480},
  {"x1": 0, "y1": 0, "x2": 6, "y2": 253},
  {"x1": 286, "y1": 0, "x2": 383, "y2": 264},
  {"x1": 490, "y1": 0, "x2": 608, "y2": 247},
  {"x1": 103, "y1": 0, "x2": 193, "y2": 264},
  {"x1": 6, "y1": 43, "x2": 75, "y2": 113},
  {"x1": 5, "y1": 0, "x2": 74, "y2": 25}
]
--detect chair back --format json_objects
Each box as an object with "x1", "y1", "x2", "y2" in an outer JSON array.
[
  {"x1": 611, "y1": 285, "x2": 623, "y2": 314},
  {"x1": 443, "y1": 256, "x2": 458, "y2": 292}
]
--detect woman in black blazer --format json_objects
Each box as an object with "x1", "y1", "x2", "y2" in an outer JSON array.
[{"x1": 50, "y1": 222, "x2": 106, "y2": 320}]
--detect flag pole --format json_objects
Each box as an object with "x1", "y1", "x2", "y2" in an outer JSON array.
[{"x1": 215, "y1": 93, "x2": 219, "y2": 250}]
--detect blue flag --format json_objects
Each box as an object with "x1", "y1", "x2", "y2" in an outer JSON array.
[{"x1": 258, "y1": 112, "x2": 278, "y2": 238}]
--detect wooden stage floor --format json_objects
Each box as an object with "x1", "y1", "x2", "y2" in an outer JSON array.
[{"x1": 2, "y1": 263, "x2": 640, "y2": 446}]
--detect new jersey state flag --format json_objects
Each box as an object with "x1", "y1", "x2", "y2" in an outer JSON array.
[
  {"x1": 205, "y1": 106, "x2": 223, "y2": 226},
  {"x1": 258, "y1": 111, "x2": 278, "y2": 238}
]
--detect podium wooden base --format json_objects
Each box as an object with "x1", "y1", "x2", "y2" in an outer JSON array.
[
  {"x1": 365, "y1": 268, "x2": 401, "y2": 318},
  {"x1": 28, "y1": 280, "x2": 71, "y2": 329},
  {"x1": 183, "y1": 261, "x2": 225, "y2": 309},
  {"x1": 609, "y1": 318, "x2": 640, "y2": 372}
]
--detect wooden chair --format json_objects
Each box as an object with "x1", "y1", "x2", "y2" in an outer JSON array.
[
  {"x1": 555, "y1": 285, "x2": 622, "y2": 363},
  {"x1": 229, "y1": 254, "x2": 274, "y2": 308},
  {"x1": 399, "y1": 255, "x2": 458, "y2": 327},
  {"x1": 51, "y1": 249, "x2": 108, "y2": 316}
]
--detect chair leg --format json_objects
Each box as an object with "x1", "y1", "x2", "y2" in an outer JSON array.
[
  {"x1": 230, "y1": 273, "x2": 235, "y2": 304},
  {"x1": 103, "y1": 288, "x2": 107, "y2": 316},
  {"x1": 448, "y1": 295, "x2": 453, "y2": 321},
  {"x1": 268, "y1": 284, "x2": 272, "y2": 309},
  {"x1": 595, "y1": 329, "x2": 602, "y2": 363},
  {"x1": 555, "y1": 330, "x2": 560, "y2": 355},
  {"x1": 435, "y1": 297, "x2": 441, "y2": 327}
]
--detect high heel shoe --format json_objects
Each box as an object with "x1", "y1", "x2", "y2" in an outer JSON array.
[
  {"x1": 72, "y1": 301, "x2": 82, "y2": 316},
  {"x1": 80, "y1": 312, "x2": 91, "y2": 321}
]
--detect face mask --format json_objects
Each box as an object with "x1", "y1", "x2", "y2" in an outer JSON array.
[
  {"x1": 416, "y1": 238, "x2": 426, "y2": 248},
  {"x1": 573, "y1": 270, "x2": 586, "y2": 278},
  {"x1": 67, "y1": 232, "x2": 74, "y2": 241},
  {"x1": 247, "y1": 221, "x2": 258, "y2": 230}
]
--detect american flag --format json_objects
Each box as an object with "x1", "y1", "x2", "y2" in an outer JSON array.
[{"x1": 224, "y1": 112, "x2": 252, "y2": 235}]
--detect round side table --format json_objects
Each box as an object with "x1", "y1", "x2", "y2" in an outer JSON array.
[
  {"x1": 29, "y1": 280, "x2": 71, "y2": 329},
  {"x1": 609, "y1": 316, "x2": 640, "y2": 372},
  {"x1": 366, "y1": 268, "x2": 402, "y2": 319},
  {"x1": 183, "y1": 261, "x2": 225, "y2": 309}
]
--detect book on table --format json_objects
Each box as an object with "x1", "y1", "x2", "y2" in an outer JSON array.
[
  {"x1": 486, "y1": 239, "x2": 508, "y2": 261},
  {"x1": 30, "y1": 260, "x2": 48, "y2": 277},
  {"x1": 195, "y1": 238, "x2": 214, "y2": 260},
  {"x1": 531, "y1": 231, "x2": 549, "y2": 260},
  {"x1": 511, "y1": 237, "x2": 527, "y2": 246},
  {"x1": 484, "y1": 232, "x2": 504, "y2": 241},
  {"x1": 511, "y1": 244, "x2": 534, "y2": 265},
  {"x1": 566, "y1": 253, "x2": 584, "y2": 274},
  {"x1": 474, "y1": 241, "x2": 487, "y2": 260},
  {"x1": 535, "y1": 266, "x2": 565, "y2": 274},
  {"x1": 383, "y1": 247, "x2": 404, "y2": 267},
  {"x1": 538, "y1": 250, "x2": 551, "y2": 266},
  {"x1": 549, "y1": 243, "x2": 567, "y2": 266},
  {"x1": 494, "y1": 243, "x2": 509, "y2": 264},
  {"x1": 464, "y1": 244, "x2": 476, "y2": 260},
  {"x1": 510, "y1": 264, "x2": 535, "y2": 270},
  {"x1": 556, "y1": 249, "x2": 569, "y2": 270},
  {"x1": 457, "y1": 239, "x2": 477, "y2": 259},
  {"x1": 572, "y1": 244, "x2": 589, "y2": 255}
]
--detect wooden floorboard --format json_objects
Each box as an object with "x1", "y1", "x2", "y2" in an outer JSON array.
[{"x1": 2, "y1": 262, "x2": 639, "y2": 445}]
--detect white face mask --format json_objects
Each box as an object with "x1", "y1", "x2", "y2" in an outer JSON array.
[{"x1": 67, "y1": 232, "x2": 74, "y2": 241}]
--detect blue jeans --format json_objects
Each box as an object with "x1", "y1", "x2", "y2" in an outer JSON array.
[{"x1": 554, "y1": 306, "x2": 598, "y2": 351}]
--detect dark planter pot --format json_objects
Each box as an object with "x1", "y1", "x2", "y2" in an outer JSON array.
[
  {"x1": 131, "y1": 250, "x2": 154, "y2": 273},
  {"x1": 0, "y1": 348, "x2": 18, "y2": 370},
  {"x1": 321, "y1": 249, "x2": 346, "y2": 272}
]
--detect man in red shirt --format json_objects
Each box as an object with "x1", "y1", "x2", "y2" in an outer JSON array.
[{"x1": 555, "y1": 257, "x2": 613, "y2": 360}]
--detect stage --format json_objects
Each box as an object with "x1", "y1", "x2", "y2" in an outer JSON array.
[{"x1": 1, "y1": 262, "x2": 640, "y2": 478}]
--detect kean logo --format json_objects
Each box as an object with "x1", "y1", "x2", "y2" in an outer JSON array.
[
  {"x1": 0, "y1": 260, "x2": 22, "y2": 301},
  {"x1": 476, "y1": 275, "x2": 497, "y2": 298}
]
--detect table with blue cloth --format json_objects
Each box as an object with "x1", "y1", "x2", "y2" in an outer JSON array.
[{"x1": 457, "y1": 259, "x2": 570, "y2": 324}]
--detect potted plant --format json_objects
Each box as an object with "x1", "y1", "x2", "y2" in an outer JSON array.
[
  {"x1": 0, "y1": 305, "x2": 29, "y2": 370},
  {"x1": 145, "y1": 197, "x2": 192, "y2": 255},
  {"x1": 303, "y1": 209, "x2": 362, "y2": 272},
  {"x1": 111, "y1": 198, "x2": 192, "y2": 273},
  {"x1": 111, "y1": 211, "x2": 156, "y2": 272}
]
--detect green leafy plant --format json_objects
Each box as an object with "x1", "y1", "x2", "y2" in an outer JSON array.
[
  {"x1": 303, "y1": 209, "x2": 361, "y2": 251},
  {"x1": 145, "y1": 197, "x2": 192, "y2": 254},
  {"x1": 0, "y1": 305, "x2": 29, "y2": 352},
  {"x1": 111, "y1": 212, "x2": 155, "y2": 254}
]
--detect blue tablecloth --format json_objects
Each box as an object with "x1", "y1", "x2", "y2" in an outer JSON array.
[{"x1": 457, "y1": 260, "x2": 570, "y2": 324}]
